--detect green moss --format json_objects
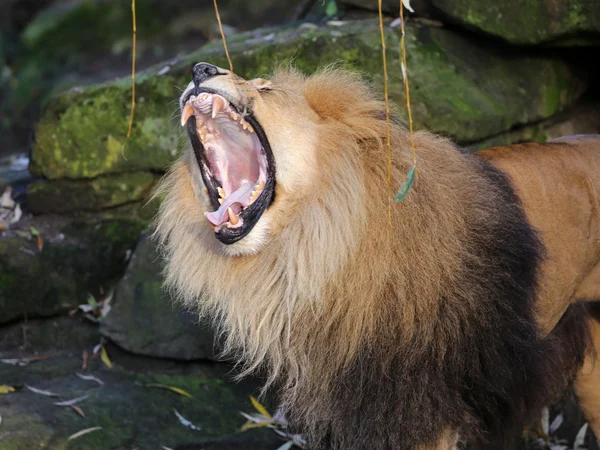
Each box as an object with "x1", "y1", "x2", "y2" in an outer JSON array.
[{"x1": 31, "y1": 19, "x2": 586, "y2": 179}]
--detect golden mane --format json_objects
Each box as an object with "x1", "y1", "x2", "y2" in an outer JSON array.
[{"x1": 154, "y1": 67, "x2": 594, "y2": 449}]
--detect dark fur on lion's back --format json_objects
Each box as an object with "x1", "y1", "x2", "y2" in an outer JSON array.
[{"x1": 286, "y1": 159, "x2": 591, "y2": 450}]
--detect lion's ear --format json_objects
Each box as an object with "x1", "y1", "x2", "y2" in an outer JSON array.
[{"x1": 250, "y1": 78, "x2": 273, "y2": 91}]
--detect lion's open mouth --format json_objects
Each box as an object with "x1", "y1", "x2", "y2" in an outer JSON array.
[{"x1": 181, "y1": 89, "x2": 276, "y2": 244}]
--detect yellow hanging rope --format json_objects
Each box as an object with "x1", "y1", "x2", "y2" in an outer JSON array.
[
  {"x1": 213, "y1": 0, "x2": 234, "y2": 72},
  {"x1": 377, "y1": 0, "x2": 393, "y2": 225},
  {"x1": 122, "y1": 0, "x2": 136, "y2": 158}
]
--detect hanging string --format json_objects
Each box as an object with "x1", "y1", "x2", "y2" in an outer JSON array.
[
  {"x1": 377, "y1": 0, "x2": 393, "y2": 226},
  {"x1": 213, "y1": 0, "x2": 233, "y2": 72},
  {"x1": 122, "y1": 0, "x2": 136, "y2": 158}
]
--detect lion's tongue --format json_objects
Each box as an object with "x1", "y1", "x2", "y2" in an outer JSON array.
[{"x1": 205, "y1": 181, "x2": 255, "y2": 226}]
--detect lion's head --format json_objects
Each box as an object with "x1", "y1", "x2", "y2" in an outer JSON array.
[{"x1": 171, "y1": 62, "x2": 397, "y2": 256}]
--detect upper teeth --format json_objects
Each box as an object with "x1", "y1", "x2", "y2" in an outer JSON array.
[{"x1": 181, "y1": 94, "x2": 255, "y2": 136}]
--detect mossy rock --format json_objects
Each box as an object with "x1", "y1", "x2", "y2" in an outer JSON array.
[
  {"x1": 0, "y1": 215, "x2": 147, "y2": 323},
  {"x1": 0, "y1": 316, "x2": 280, "y2": 449},
  {"x1": 27, "y1": 172, "x2": 156, "y2": 214},
  {"x1": 31, "y1": 19, "x2": 586, "y2": 179},
  {"x1": 341, "y1": 0, "x2": 600, "y2": 45},
  {"x1": 426, "y1": 0, "x2": 600, "y2": 45},
  {"x1": 100, "y1": 233, "x2": 220, "y2": 361}
]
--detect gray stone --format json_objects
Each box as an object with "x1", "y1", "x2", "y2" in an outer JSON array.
[
  {"x1": 0, "y1": 214, "x2": 147, "y2": 323},
  {"x1": 100, "y1": 233, "x2": 220, "y2": 361},
  {"x1": 0, "y1": 316, "x2": 279, "y2": 449}
]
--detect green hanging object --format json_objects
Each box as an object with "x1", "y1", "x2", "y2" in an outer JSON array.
[
  {"x1": 325, "y1": 0, "x2": 338, "y2": 17},
  {"x1": 394, "y1": 165, "x2": 416, "y2": 202}
]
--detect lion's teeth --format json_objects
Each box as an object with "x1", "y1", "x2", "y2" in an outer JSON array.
[
  {"x1": 217, "y1": 187, "x2": 225, "y2": 198},
  {"x1": 212, "y1": 96, "x2": 226, "y2": 118},
  {"x1": 228, "y1": 208, "x2": 239, "y2": 225},
  {"x1": 218, "y1": 198, "x2": 224, "y2": 205},
  {"x1": 249, "y1": 190, "x2": 260, "y2": 203},
  {"x1": 257, "y1": 179, "x2": 265, "y2": 190},
  {"x1": 181, "y1": 104, "x2": 194, "y2": 126},
  {"x1": 230, "y1": 112, "x2": 239, "y2": 121}
]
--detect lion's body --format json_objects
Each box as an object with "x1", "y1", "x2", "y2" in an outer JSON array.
[{"x1": 156, "y1": 67, "x2": 600, "y2": 449}]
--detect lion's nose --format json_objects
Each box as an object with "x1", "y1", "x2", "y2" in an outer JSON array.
[{"x1": 192, "y1": 62, "x2": 223, "y2": 87}]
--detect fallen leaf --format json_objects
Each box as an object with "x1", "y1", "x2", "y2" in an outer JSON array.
[
  {"x1": 70, "y1": 404, "x2": 86, "y2": 418},
  {"x1": 401, "y1": 0, "x2": 414, "y2": 13},
  {"x1": 541, "y1": 407, "x2": 549, "y2": 436},
  {"x1": 0, "y1": 354, "x2": 51, "y2": 367},
  {"x1": 36, "y1": 234, "x2": 44, "y2": 252},
  {"x1": 26, "y1": 385, "x2": 60, "y2": 397},
  {"x1": 145, "y1": 383, "x2": 193, "y2": 398},
  {"x1": 81, "y1": 350, "x2": 89, "y2": 371},
  {"x1": 573, "y1": 423, "x2": 588, "y2": 449},
  {"x1": 93, "y1": 343, "x2": 102, "y2": 355},
  {"x1": 0, "y1": 385, "x2": 16, "y2": 394},
  {"x1": 75, "y1": 372, "x2": 104, "y2": 386},
  {"x1": 54, "y1": 395, "x2": 89, "y2": 406},
  {"x1": 240, "y1": 419, "x2": 274, "y2": 432},
  {"x1": 549, "y1": 412, "x2": 563, "y2": 434},
  {"x1": 29, "y1": 226, "x2": 40, "y2": 236},
  {"x1": 173, "y1": 409, "x2": 201, "y2": 431},
  {"x1": 68, "y1": 426, "x2": 102, "y2": 441},
  {"x1": 250, "y1": 395, "x2": 272, "y2": 419},
  {"x1": 275, "y1": 442, "x2": 294, "y2": 450},
  {"x1": 100, "y1": 346, "x2": 112, "y2": 369}
]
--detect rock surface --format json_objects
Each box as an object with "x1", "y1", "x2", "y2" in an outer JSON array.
[
  {"x1": 27, "y1": 172, "x2": 156, "y2": 214},
  {"x1": 100, "y1": 234, "x2": 220, "y2": 361},
  {"x1": 0, "y1": 214, "x2": 146, "y2": 323},
  {"x1": 31, "y1": 19, "x2": 587, "y2": 180},
  {"x1": 0, "y1": 316, "x2": 279, "y2": 449},
  {"x1": 341, "y1": 0, "x2": 600, "y2": 45}
]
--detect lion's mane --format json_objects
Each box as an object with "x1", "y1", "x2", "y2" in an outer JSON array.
[{"x1": 155, "y1": 68, "x2": 589, "y2": 449}]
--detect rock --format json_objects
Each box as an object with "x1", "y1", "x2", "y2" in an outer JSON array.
[
  {"x1": 340, "y1": 0, "x2": 600, "y2": 45},
  {"x1": 27, "y1": 172, "x2": 155, "y2": 214},
  {"x1": 0, "y1": 215, "x2": 146, "y2": 323},
  {"x1": 424, "y1": 0, "x2": 600, "y2": 46},
  {"x1": 100, "y1": 233, "x2": 220, "y2": 361},
  {"x1": 31, "y1": 19, "x2": 586, "y2": 180},
  {"x1": 0, "y1": 316, "x2": 280, "y2": 449},
  {"x1": 469, "y1": 101, "x2": 600, "y2": 151}
]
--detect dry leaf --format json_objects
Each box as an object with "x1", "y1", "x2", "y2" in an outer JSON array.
[
  {"x1": 26, "y1": 385, "x2": 59, "y2": 397},
  {"x1": 401, "y1": 0, "x2": 414, "y2": 13},
  {"x1": 240, "y1": 419, "x2": 274, "y2": 432},
  {"x1": 68, "y1": 426, "x2": 102, "y2": 441},
  {"x1": 0, "y1": 385, "x2": 16, "y2": 394},
  {"x1": 36, "y1": 234, "x2": 44, "y2": 251},
  {"x1": 100, "y1": 346, "x2": 112, "y2": 369},
  {"x1": 70, "y1": 404, "x2": 86, "y2": 418},
  {"x1": 145, "y1": 383, "x2": 193, "y2": 398},
  {"x1": 275, "y1": 442, "x2": 294, "y2": 450},
  {"x1": 81, "y1": 350, "x2": 89, "y2": 371},
  {"x1": 75, "y1": 372, "x2": 104, "y2": 386},
  {"x1": 54, "y1": 395, "x2": 89, "y2": 406},
  {"x1": 250, "y1": 395, "x2": 272, "y2": 419},
  {"x1": 1, "y1": 354, "x2": 51, "y2": 367},
  {"x1": 173, "y1": 409, "x2": 201, "y2": 431}
]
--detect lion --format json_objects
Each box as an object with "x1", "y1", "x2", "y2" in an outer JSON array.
[{"x1": 155, "y1": 62, "x2": 600, "y2": 449}]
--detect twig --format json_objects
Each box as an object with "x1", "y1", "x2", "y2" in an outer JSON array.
[
  {"x1": 378, "y1": 0, "x2": 393, "y2": 226},
  {"x1": 213, "y1": 0, "x2": 233, "y2": 72},
  {"x1": 122, "y1": 0, "x2": 136, "y2": 159}
]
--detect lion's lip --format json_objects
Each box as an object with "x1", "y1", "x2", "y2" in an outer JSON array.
[{"x1": 182, "y1": 88, "x2": 276, "y2": 244}]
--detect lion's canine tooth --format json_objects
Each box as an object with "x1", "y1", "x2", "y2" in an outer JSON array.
[
  {"x1": 181, "y1": 104, "x2": 194, "y2": 126},
  {"x1": 228, "y1": 208, "x2": 239, "y2": 225},
  {"x1": 212, "y1": 96, "x2": 226, "y2": 118}
]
